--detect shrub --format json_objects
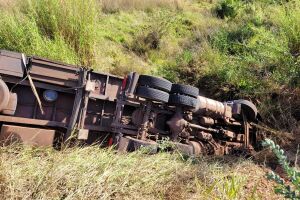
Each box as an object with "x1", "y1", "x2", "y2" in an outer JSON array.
[
  {"x1": 215, "y1": 0, "x2": 241, "y2": 19},
  {"x1": 129, "y1": 30, "x2": 162, "y2": 57},
  {"x1": 262, "y1": 139, "x2": 300, "y2": 199},
  {"x1": 210, "y1": 16, "x2": 296, "y2": 92}
]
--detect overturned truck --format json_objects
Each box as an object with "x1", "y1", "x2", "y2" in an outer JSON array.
[{"x1": 0, "y1": 50, "x2": 260, "y2": 156}]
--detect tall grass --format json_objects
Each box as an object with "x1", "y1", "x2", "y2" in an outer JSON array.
[
  {"x1": 0, "y1": 0, "x2": 98, "y2": 66},
  {"x1": 0, "y1": 10, "x2": 78, "y2": 64},
  {"x1": 100, "y1": 0, "x2": 183, "y2": 13},
  {"x1": 0, "y1": 145, "x2": 282, "y2": 199},
  {"x1": 25, "y1": 0, "x2": 98, "y2": 66},
  {"x1": 268, "y1": 1, "x2": 300, "y2": 57}
]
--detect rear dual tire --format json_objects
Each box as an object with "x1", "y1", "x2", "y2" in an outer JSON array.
[
  {"x1": 168, "y1": 84, "x2": 199, "y2": 108},
  {"x1": 135, "y1": 75, "x2": 171, "y2": 103},
  {"x1": 138, "y1": 75, "x2": 172, "y2": 92},
  {"x1": 168, "y1": 94, "x2": 197, "y2": 108},
  {"x1": 171, "y1": 84, "x2": 199, "y2": 98},
  {"x1": 135, "y1": 86, "x2": 169, "y2": 103},
  {"x1": 135, "y1": 76, "x2": 200, "y2": 108}
]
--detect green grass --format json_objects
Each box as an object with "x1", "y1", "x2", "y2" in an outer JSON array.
[
  {"x1": 0, "y1": 0, "x2": 98, "y2": 66},
  {"x1": 0, "y1": 0, "x2": 298, "y2": 92},
  {"x1": 0, "y1": 145, "x2": 282, "y2": 199}
]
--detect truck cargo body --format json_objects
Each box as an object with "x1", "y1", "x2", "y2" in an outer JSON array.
[{"x1": 0, "y1": 50, "x2": 125, "y2": 145}]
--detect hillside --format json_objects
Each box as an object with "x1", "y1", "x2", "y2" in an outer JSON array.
[
  {"x1": 0, "y1": 0, "x2": 299, "y2": 199},
  {"x1": 0, "y1": 0, "x2": 299, "y2": 132}
]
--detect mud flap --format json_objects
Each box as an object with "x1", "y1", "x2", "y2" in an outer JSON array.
[
  {"x1": 117, "y1": 136, "x2": 158, "y2": 154},
  {"x1": 173, "y1": 142, "x2": 194, "y2": 156}
]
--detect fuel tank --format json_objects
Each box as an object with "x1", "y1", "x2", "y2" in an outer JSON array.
[{"x1": 193, "y1": 96, "x2": 232, "y2": 119}]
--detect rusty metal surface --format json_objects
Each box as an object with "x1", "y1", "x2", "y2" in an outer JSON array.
[
  {"x1": 65, "y1": 68, "x2": 86, "y2": 140},
  {"x1": 167, "y1": 110, "x2": 187, "y2": 141},
  {"x1": 132, "y1": 108, "x2": 144, "y2": 126},
  {"x1": 189, "y1": 141, "x2": 203, "y2": 156},
  {"x1": 243, "y1": 113, "x2": 250, "y2": 148},
  {"x1": 3, "y1": 76, "x2": 75, "y2": 93},
  {"x1": 29, "y1": 57, "x2": 80, "y2": 87},
  {"x1": 0, "y1": 50, "x2": 25, "y2": 78},
  {"x1": 193, "y1": 96, "x2": 232, "y2": 119},
  {"x1": 12, "y1": 85, "x2": 74, "y2": 124},
  {"x1": 0, "y1": 124, "x2": 55, "y2": 146},
  {"x1": 85, "y1": 100, "x2": 116, "y2": 128},
  {"x1": 0, "y1": 50, "x2": 260, "y2": 156},
  {"x1": 0, "y1": 115, "x2": 67, "y2": 128},
  {"x1": 89, "y1": 72, "x2": 122, "y2": 101},
  {"x1": 199, "y1": 116, "x2": 214, "y2": 126},
  {"x1": 126, "y1": 72, "x2": 139, "y2": 95},
  {"x1": 137, "y1": 102, "x2": 152, "y2": 140},
  {"x1": 196, "y1": 131, "x2": 213, "y2": 141}
]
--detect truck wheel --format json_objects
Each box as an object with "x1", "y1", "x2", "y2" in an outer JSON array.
[
  {"x1": 168, "y1": 94, "x2": 197, "y2": 108},
  {"x1": 135, "y1": 86, "x2": 169, "y2": 103},
  {"x1": 138, "y1": 75, "x2": 172, "y2": 92},
  {"x1": 173, "y1": 142, "x2": 194, "y2": 156},
  {"x1": 234, "y1": 99, "x2": 258, "y2": 122},
  {"x1": 0, "y1": 79, "x2": 10, "y2": 112},
  {"x1": 128, "y1": 137, "x2": 158, "y2": 154},
  {"x1": 189, "y1": 141, "x2": 203, "y2": 156},
  {"x1": 171, "y1": 84, "x2": 199, "y2": 98}
]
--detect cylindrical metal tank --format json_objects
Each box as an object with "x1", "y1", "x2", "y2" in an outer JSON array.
[
  {"x1": 193, "y1": 96, "x2": 232, "y2": 119},
  {"x1": 0, "y1": 79, "x2": 10, "y2": 112},
  {"x1": 2, "y1": 93, "x2": 17, "y2": 115}
]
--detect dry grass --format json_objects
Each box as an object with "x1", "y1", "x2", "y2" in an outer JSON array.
[
  {"x1": 0, "y1": 145, "x2": 283, "y2": 200},
  {"x1": 0, "y1": 0, "x2": 15, "y2": 9},
  {"x1": 100, "y1": 0, "x2": 183, "y2": 13}
]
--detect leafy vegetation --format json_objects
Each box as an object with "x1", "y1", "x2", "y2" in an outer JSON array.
[
  {"x1": 0, "y1": 0, "x2": 298, "y2": 93},
  {"x1": 262, "y1": 139, "x2": 300, "y2": 199}
]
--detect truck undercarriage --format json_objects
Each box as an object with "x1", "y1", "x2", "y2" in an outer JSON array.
[{"x1": 0, "y1": 50, "x2": 261, "y2": 156}]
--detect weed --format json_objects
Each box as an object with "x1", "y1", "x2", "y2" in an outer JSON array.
[{"x1": 262, "y1": 139, "x2": 300, "y2": 199}]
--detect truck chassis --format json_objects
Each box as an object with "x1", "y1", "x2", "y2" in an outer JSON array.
[{"x1": 0, "y1": 50, "x2": 260, "y2": 156}]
